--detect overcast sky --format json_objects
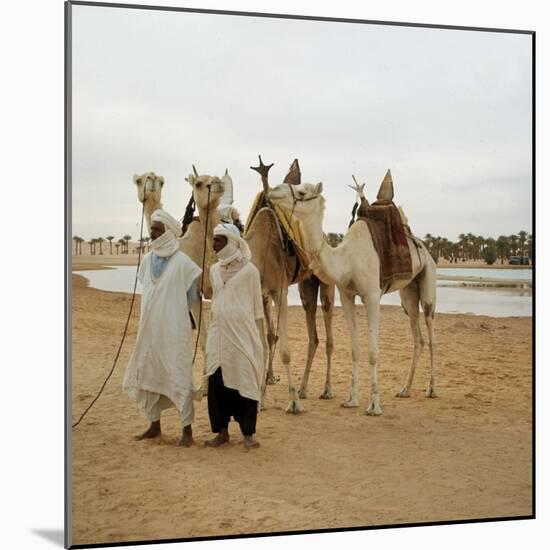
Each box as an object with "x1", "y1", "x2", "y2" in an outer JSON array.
[{"x1": 71, "y1": 5, "x2": 532, "y2": 242}]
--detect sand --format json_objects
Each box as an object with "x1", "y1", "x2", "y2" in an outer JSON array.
[{"x1": 70, "y1": 270, "x2": 532, "y2": 547}]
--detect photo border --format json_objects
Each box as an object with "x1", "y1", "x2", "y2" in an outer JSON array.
[{"x1": 64, "y1": 2, "x2": 536, "y2": 548}]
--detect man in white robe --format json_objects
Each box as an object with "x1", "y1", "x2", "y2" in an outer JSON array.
[
  {"x1": 123, "y1": 209, "x2": 202, "y2": 447},
  {"x1": 204, "y1": 223, "x2": 266, "y2": 449}
]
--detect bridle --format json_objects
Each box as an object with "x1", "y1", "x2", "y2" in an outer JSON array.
[{"x1": 286, "y1": 182, "x2": 320, "y2": 205}]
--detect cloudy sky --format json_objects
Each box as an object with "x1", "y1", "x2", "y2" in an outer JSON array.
[{"x1": 71, "y1": 4, "x2": 532, "y2": 242}]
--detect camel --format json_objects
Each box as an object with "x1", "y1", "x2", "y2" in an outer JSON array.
[
  {"x1": 269, "y1": 170, "x2": 437, "y2": 415},
  {"x1": 244, "y1": 157, "x2": 335, "y2": 413},
  {"x1": 134, "y1": 169, "x2": 225, "y2": 355}
]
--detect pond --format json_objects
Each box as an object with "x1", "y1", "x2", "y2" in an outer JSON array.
[{"x1": 74, "y1": 266, "x2": 532, "y2": 318}]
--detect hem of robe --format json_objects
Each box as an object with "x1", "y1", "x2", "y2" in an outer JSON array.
[
  {"x1": 204, "y1": 367, "x2": 261, "y2": 403},
  {"x1": 123, "y1": 381, "x2": 195, "y2": 417}
]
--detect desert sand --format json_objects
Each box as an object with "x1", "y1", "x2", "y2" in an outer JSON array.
[{"x1": 70, "y1": 268, "x2": 532, "y2": 547}]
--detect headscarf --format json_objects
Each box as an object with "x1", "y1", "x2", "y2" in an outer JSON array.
[
  {"x1": 214, "y1": 223, "x2": 251, "y2": 282},
  {"x1": 150, "y1": 209, "x2": 181, "y2": 258}
]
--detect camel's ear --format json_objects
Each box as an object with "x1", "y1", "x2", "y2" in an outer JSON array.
[
  {"x1": 157, "y1": 176, "x2": 165, "y2": 187},
  {"x1": 314, "y1": 181, "x2": 323, "y2": 195},
  {"x1": 225, "y1": 168, "x2": 229, "y2": 176},
  {"x1": 133, "y1": 174, "x2": 141, "y2": 185},
  {"x1": 185, "y1": 174, "x2": 195, "y2": 186}
]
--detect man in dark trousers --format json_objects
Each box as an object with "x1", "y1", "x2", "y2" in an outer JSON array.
[{"x1": 204, "y1": 223, "x2": 266, "y2": 449}]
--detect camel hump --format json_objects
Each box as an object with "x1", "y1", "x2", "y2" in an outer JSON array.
[
  {"x1": 283, "y1": 159, "x2": 301, "y2": 186},
  {"x1": 376, "y1": 169, "x2": 394, "y2": 201}
]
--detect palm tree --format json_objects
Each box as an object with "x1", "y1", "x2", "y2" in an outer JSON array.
[
  {"x1": 496, "y1": 235, "x2": 509, "y2": 264},
  {"x1": 123, "y1": 235, "x2": 132, "y2": 254},
  {"x1": 118, "y1": 238, "x2": 125, "y2": 254},
  {"x1": 88, "y1": 239, "x2": 95, "y2": 255},
  {"x1": 465, "y1": 233, "x2": 475, "y2": 261},
  {"x1": 106, "y1": 236, "x2": 115, "y2": 255},
  {"x1": 517, "y1": 230, "x2": 528, "y2": 256},
  {"x1": 115, "y1": 242, "x2": 121, "y2": 255},
  {"x1": 97, "y1": 237, "x2": 105, "y2": 255},
  {"x1": 474, "y1": 235, "x2": 485, "y2": 261},
  {"x1": 508, "y1": 234, "x2": 519, "y2": 257},
  {"x1": 457, "y1": 234, "x2": 467, "y2": 261},
  {"x1": 72, "y1": 236, "x2": 84, "y2": 255}
]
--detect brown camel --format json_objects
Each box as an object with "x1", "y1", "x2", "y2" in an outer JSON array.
[{"x1": 244, "y1": 157, "x2": 335, "y2": 413}]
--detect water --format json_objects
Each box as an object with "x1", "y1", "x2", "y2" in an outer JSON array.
[
  {"x1": 437, "y1": 267, "x2": 532, "y2": 281},
  {"x1": 75, "y1": 266, "x2": 532, "y2": 317}
]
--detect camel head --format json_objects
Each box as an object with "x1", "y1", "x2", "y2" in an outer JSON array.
[
  {"x1": 185, "y1": 166, "x2": 225, "y2": 210},
  {"x1": 269, "y1": 181, "x2": 325, "y2": 221},
  {"x1": 134, "y1": 172, "x2": 164, "y2": 205}
]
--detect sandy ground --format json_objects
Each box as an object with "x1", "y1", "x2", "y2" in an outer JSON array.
[{"x1": 70, "y1": 271, "x2": 532, "y2": 547}]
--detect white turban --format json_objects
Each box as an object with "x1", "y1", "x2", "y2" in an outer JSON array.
[
  {"x1": 213, "y1": 223, "x2": 251, "y2": 265},
  {"x1": 150, "y1": 209, "x2": 181, "y2": 258},
  {"x1": 151, "y1": 209, "x2": 182, "y2": 238}
]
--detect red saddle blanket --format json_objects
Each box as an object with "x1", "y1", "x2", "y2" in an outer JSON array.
[{"x1": 357, "y1": 200, "x2": 413, "y2": 289}]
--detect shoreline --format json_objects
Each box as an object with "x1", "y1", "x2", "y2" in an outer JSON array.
[
  {"x1": 71, "y1": 273, "x2": 532, "y2": 319},
  {"x1": 72, "y1": 257, "x2": 533, "y2": 295}
]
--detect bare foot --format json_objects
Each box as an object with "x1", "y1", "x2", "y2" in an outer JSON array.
[
  {"x1": 204, "y1": 429, "x2": 230, "y2": 447},
  {"x1": 179, "y1": 425, "x2": 193, "y2": 447},
  {"x1": 134, "y1": 420, "x2": 161, "y2": 440},
  {"x1": 243, "y1": 435, "x2": 260, "y2": 449}
]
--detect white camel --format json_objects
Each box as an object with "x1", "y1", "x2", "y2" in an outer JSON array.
[{"x1": 269, "y1": 171, "x2": 437, "y2": 415}]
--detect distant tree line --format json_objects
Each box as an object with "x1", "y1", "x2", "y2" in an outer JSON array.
[
  {"x1": 74, "y1": 229, "x2": 532, "y2": 266},
  {"x1": 326, "y1": 230, "x2": 532, "y2": 265},
  {"x1": 422, "y1": 231, "x2": 532, "y2": 265},
  {"x1": 72, "y1": 235, "x2": 151, "y2": 255}
]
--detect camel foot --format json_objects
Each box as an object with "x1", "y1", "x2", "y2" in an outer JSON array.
[
  {"x1": 285, "y1": 399, "x2": 304, "y2": 414},
  {"x1": 365, "y1": 402, "x2": 383, "y2": 416},
  {"x1": 426, "y1": 386, "x2": 438, "y2": 398},
  {"x1": 396, "y1": 388, "x2": 411, "y2": 398},
  {"x1": 298, "y1": 387, "x2": 307, "y2": 399},
  {"x1": 319, "y1": 387, "x2": 334, "y2": 400},
  {"x1": 341, "y1": 398, "x2": 359, "y2": 408}
]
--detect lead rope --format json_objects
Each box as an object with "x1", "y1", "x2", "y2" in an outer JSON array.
[
  {"x1": 72, "y1": 201, "x2": 146, "y2": 429},
  {"x1": 190, "y1": 184, "x2": 211, "y2": 367}
]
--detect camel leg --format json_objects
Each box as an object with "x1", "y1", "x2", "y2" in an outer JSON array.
[
  {"x1": 297, "y1": 278, "x2": 319, "y2": 399},
  {"x1": 263, "y1": 294, "x2": 278, "y2": 385},
  {"x1": 272, "y1": 288, "x2": 303, "y2": 413},
  {"x1": 363, "y1": 292, "x2": 383, "y2": 416},
  {"x1": 340, "y1": 290, "x2": 360, "y2": 408},
  {"x1": 396, "y1": 283, "x2": 424, "y2": 398},
  {"x1": 419, "y1": 267, "x2": 438, "y2": 398},
  {"x1": 319, "y1": 281, "x2": 335, "y2": 399}
]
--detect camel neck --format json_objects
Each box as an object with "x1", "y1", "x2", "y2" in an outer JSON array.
[
  {"x1": 299, "y1": 207, "x2": 342, "y2": 284},
  {"x1": 197, "y1": 203, "x2": 220, "y2": 237}
]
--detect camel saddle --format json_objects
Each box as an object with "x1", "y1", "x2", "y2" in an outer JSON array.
[
  {"x1": 357, "y1": 199, "x2": 413, "y2": 290},
  {"x1": 244, "y1": 191, "x2": 311, "y2": 284}
]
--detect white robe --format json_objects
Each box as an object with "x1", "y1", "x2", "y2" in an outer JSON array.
[
  {"x1": 123, "y1": 250, "x2": 202, "y2": 423},
  {"x1": 205, "y1": 261, "x2": 265, "y2": 402}
]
